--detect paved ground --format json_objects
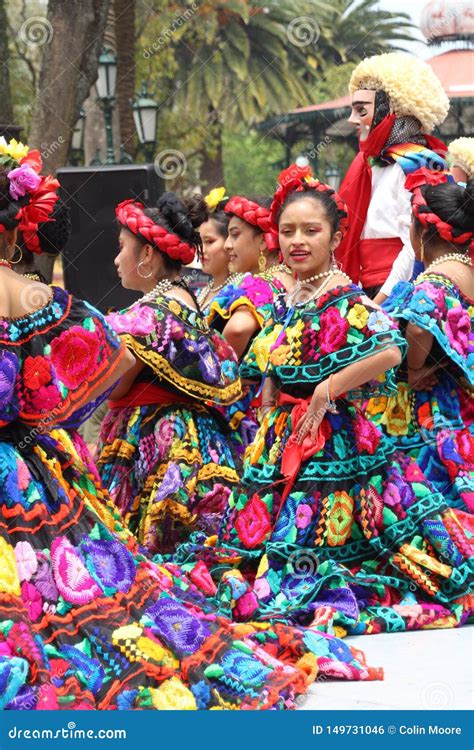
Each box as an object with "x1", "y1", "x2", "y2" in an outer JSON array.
[{"x1": 300, "y1": 626, "x2": 473, "y2": 710}]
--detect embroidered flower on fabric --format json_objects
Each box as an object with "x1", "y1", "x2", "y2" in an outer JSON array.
[
  {"x1": 28, "y1": 383, "x2": 62, "y2": 412},
  {"x1": 21, "y1": 581, "x2": 43, "y2": 621},
  {"x1": 347, "y1": 303, "x2": 369, "y2": 330},
  {"x1": 319, "y1": 307, "x2": 349, "y2": 355},
  {"x1": 0, "y1": 351, "x2": 18, "y2": 413},
  {"x1": 367, "y1": 310, "x2": 392, "y2": 333},
  {"x1": 326, "y1": 492, "x2": 354, "y2": 547},
  {"x1": 14, "y1": 541, "x2": 38, "y2": 582},
  {"x1": 240, "y1": 276, "x2": 275, "y2": 307},
  {"x1": 50, "y1": 326, "x2": 102, "y2": 390},
  {"x1": 445, "y1": 305, "x2": 470, "y2": 357},
  {"x1": 235, "y1": 493, "x2": 272, "y2": 549},
  {"x1": 410, "y1": 288, "x2": 437, "y2": 315},
  {"x1": 295, "y1": 503, "x2": 313, "y2": 529},
  {"x1": 219, "y1": 649, "x2": 272, "y2": 687},
  {"x1": 80, "y1": 538, "x2": 136, "y2": 593},
  {"x1": 153, "y1": 462, "x2": 183, "y2": 503},
  {"x1": 22, "y1": 355, "x2": 52, "y2": 391},
  {"x1": 0, "y1": 537, "x2": 21, "y2": 596},
  {"x1": 118, "y1": 306, "x2": 157, "y2": 337},
  {"x1": 145, "y1": 597, "x2": 211, "y2": 656},
  {"x1": 51, "y1": 537, "x2": 102, "y2": 605},
  {"x1": 354, "y1": 413, "x2": 381, "y2": 454}
]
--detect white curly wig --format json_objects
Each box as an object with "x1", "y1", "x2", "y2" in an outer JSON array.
[
  {"x1": 448, "y1": 138, "x2": 474, "y2": 180},
  {"x1": 349, "y1": 52, "x2": 449, "y2": 134}
]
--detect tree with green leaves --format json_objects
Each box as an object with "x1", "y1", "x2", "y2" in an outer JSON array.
[{"x1": 137, "y1": 0, "x2": 414, "y2": 188}]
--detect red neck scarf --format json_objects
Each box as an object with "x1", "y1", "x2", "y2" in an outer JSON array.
[{"x1": 335, "y1": 114, "x2": 396, "y2": 283}]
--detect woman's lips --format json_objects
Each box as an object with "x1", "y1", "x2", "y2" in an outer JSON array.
[{"x1": 289, "y1": 250, "x2": 310, "y2": 262}]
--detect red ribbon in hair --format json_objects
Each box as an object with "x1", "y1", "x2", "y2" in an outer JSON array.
[
  {"x1": 270, "y1": 175, "x2": 349, "y2": 237},
  {"x1": 116, "y1": 199, "x2": 195, "y2": 264},
  {"x1": 224, "y1": 195, "x2": 279, "y2": 252},
  {"x1": 407, "y1": 169, "x2": 474, "y2": 251},
  {"x1": 19, "y1": 174, "x2": 60, "y2": 254}
]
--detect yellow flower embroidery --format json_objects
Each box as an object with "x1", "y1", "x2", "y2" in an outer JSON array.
[
  {"x1": 347, "y1": 303, "x2": 369, "y2": 329},
  {"x1": 270, "y1": 344, "x2": 290, "y2": 366},
  {"x1": 151, "y1": 677, "x2": 197, "y2": 710},
  {"x1": 252, "y1": 324, "x2": 283, "y2": 372},
  {"x1": 380, "y1": 385, "x2": 411, "y2": 436},
  {"x1": 0, "y1": 537, "x2": 21, "y2": 596},
  {"x1": 168, "y1": 300, "x2": 182, "y2": 316}
]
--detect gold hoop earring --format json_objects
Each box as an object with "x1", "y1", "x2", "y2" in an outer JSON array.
[
  {"x1": 137, "y1": 260, "x2": 153, "y2": 278},
  {"x1": 420, "y1": 239, "x2": 425, "y2": 264},
  {"x1": 9, "y1": 244, "x2": 23, "y2": 265},
  {"x1": 258, "y1": 250, "x2": 267, "y2": 273}
]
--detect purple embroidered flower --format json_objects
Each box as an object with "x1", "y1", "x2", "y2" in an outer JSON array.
[
  {"x1": 446, "y1": 305, "x2": 470, "y2": 357},
  {"x1": 80, "y1": 538, "x2": 136, "y2": 593},
  {"x1": 295, "y1": 503, "x2": 312, "y2": 529},
  {"x1": 8, "y1": 164, "x2": 41, "y2": 200},
  {"x1": 145, "y1": 597, "x2": 211, "y2": 655},
  {"x1": 153, "y1": 463, "x2": 183, "y2": 503},
  {"x1": 383, "y1": 481, "x2": 402, "y2": 507},
  {"x1": 182, "y1": 337, "x2": 220, "y2": 384},
  {"x1": 0, "y1": 351, "x2": 18, "y2": 411}
]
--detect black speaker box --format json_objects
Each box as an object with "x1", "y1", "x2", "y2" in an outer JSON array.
[{"x1": 57, "y1": 164, "x2": 164, "y2": 312}]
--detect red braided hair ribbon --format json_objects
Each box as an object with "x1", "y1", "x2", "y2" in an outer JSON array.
[
  {"x1": 270, "y1": 175, "x2": 350, "y2": 238},
  {"x1": 19, "y1": 174, "x2": 60, "y2": 254},
  {"x1": 224, "y1": 195, "x2": 279, "y2": 251},
  {"x1": 406, "y1": 169, "x2": 474, "y2": 250},
  {"x1": 115, "y1": 199, "x2": 195, "y2": 264}
]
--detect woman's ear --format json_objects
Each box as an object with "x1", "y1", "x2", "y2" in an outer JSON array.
[
  {"x1": 141, "y1": 243, "x2": 155, "y2": 263},
  {"x1": 5, "y1": 228, "x2": 18, "y2": 257},
  {"x1": 330, "y1": 230, "x2": 342, "y2": 253}
]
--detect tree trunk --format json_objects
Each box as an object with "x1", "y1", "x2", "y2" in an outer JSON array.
[
  {"x1": 28, "y1": 0, "x2": 111, "y2": 173},
  {"x1": 114, "y1": 0, "x2": 136, "y2": 159},
  {"x1": 0, "y1": 0, "x2": 13, "y2": 124},
  {"x1": 200, "y1": 125, "x2": 224, "y2": 189}
]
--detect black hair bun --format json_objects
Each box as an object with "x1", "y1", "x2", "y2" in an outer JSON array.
[
  {"x1": 0, "y1": 165, "x2": 26, "y2": 230},
  {"x1": 157, "y1": 191, "x2": 195, "y2": 241},
  {"x1": 463, "y1": 179, "x2": 474, "y2": 221},
  {"x1": 184, "y1": 193, "x2": 209, "y2": 228},
  {"x1": 35, "y1": 200, "x2": 71, "y2": 255}
]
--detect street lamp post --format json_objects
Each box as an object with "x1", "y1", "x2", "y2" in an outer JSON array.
[
  {"x1": 325, "y1": 165, "x2": 341, "y2": 190},
  {"x1": 96, "y1": 48, "x2": 117, "y2": 165},
  {"x1": 69, "y1": 108, "x2": 85, "y2": 165},
  {"x1": 133, "y1": 83, "x2": 159, "y2": 163}
]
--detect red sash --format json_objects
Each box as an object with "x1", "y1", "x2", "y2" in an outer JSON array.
[
  {"x1": 359, "y1": 237, "x2": 403, "y2": 288},
  {"x1": 108, "y1": 382, "x2": 194, "y2": 409}
]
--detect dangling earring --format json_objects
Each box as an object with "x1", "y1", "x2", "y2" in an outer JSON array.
[
  {"x1": 9, "y1": 244, "x2": 23, "y2": 265},
  {"x1": 420, "y1": 238, "x2": 425, "y2": 264},
  {"x1": 137, "y1": 260, "x2": 153, "y2": 278},
  {"x1": 258, "y1": 249, "x2": 267, "y2": 273}
]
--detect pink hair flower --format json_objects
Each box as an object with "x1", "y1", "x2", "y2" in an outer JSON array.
[{"x1": 8, "y1": 164, "x2": 41, "y2": 200}]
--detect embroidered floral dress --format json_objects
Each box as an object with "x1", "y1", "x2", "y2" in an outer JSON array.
[
  {"x1": 365, "y1": 273, "x2": 474, "y2": 512},
  {"x1": 190, "y1": 285, "x2": 473, "y2": 635},
  {"x1": 98, "y1": 295, "x2": 243, "y2": 555},
  {"x1": 0, "y1": 287, "x2": 383, "y2": 709},
  {"x1": 207, "y1": 271, "x2": 289, "y2": 454}
]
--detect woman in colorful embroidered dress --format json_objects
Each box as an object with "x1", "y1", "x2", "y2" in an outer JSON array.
[
  {"x1": 0, "y1": 145, "x2": 379, "y2": 709},
  {"x1": 367, "y1": 173, "x2": 474, "y2": 514},
  {"x1": 193, "y1": 171, "x2": 473, "y2": 635},
  {"x1": 97, "y1": 193, "x2": 243, "y2": 555},
  {"x1": 204, "y1": 191, "x2": 296, "y2": 453},
  {"x1": 190, "y1": 187, "x2": 236, "y2": 316}
]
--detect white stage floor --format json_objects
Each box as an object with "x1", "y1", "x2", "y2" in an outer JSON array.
[{"x1": 299, "y1": 626, "x2": 473, "y2": 710}]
